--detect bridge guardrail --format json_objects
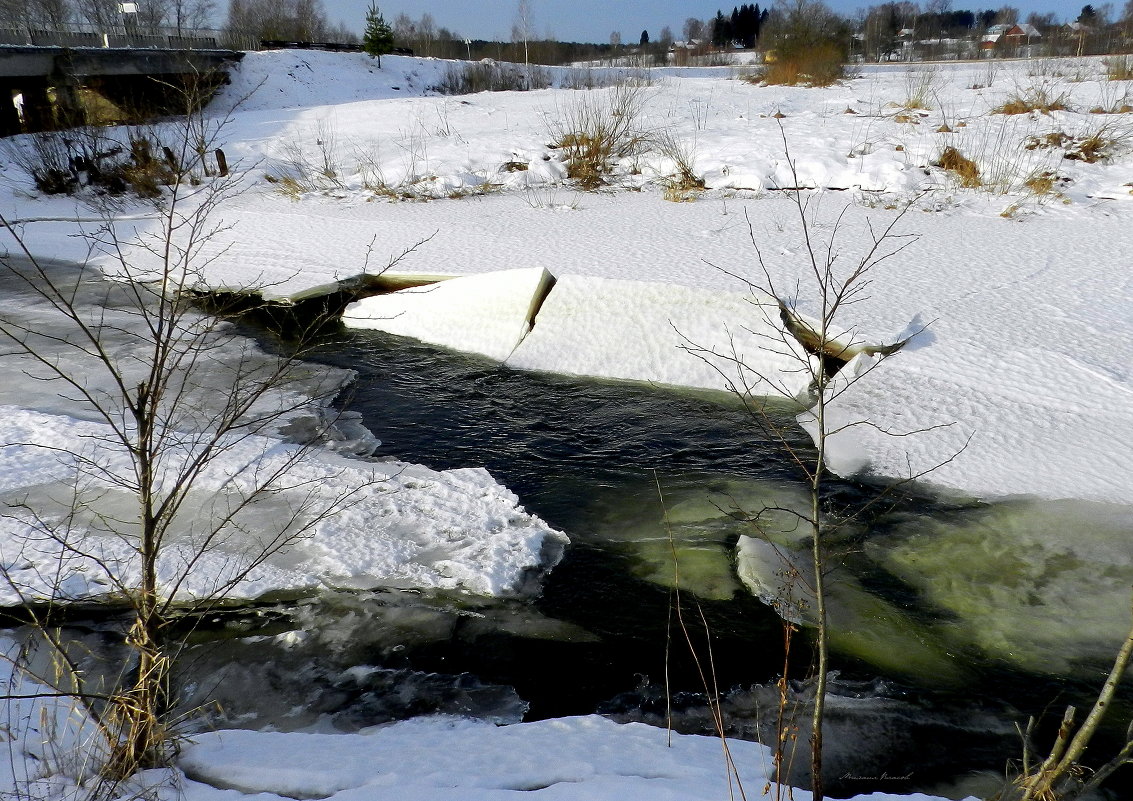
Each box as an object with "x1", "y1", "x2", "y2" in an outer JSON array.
[{"x1": 0, "y1": 26, "x2": 238, "y2": 51}]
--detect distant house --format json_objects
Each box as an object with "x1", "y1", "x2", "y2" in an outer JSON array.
[
  {"x1": 1006, "y1": 23, "x2": 1041, "y2": 40},
  {"x1": 1005, "y1": 22, "x2": 1041, "y2": 55}
]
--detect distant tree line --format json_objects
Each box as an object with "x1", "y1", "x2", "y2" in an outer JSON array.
[
  {"x1": 711, "y1": 4, "x2": 769, "y2": 48},
  {"x1": 23, "y1": 0, "x2": 1125, "y2": 57}
]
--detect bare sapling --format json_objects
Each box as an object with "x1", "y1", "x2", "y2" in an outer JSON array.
[{"x1": 679, "y1": 133, "x2": 963, "y2": 801}]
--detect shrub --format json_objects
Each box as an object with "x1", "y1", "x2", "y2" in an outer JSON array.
[
  {"x1": 6, "y1": 126, "x2": 182, "y2": 197},
  {"x1": 760, "y1": 42, "x2": 846, "y2": 87},
  {"x1": 548, "y1": 84, "x2": 651, "y2": 189}
]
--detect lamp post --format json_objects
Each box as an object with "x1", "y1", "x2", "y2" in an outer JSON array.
[{"x1": 119, "y1": 2, "x2": 139, "y2": 42}]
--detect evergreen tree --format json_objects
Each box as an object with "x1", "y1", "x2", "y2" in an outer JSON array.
[
  {"x1": 363, "y1": 2, "x2": 394, "y2": 66},
  {"x1": 640, "y1": 29, "x2": 649, "y2": 45}
]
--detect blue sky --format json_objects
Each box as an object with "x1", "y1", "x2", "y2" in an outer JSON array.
[{"x1": 322, "y1": 0, "x2": 1100, "y2": 41}]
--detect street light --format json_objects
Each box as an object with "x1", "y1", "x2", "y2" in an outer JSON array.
[{"x1": 119, "y1": 2, "x2": 139, "y2": 39}]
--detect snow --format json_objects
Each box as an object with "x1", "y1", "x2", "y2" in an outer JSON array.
[
  {"x1": 0, "y1": 404, "x2": 565, "y2": 602},
  {"x1": 2, "y1": 49, "x2": 1132, "y2": 801}
]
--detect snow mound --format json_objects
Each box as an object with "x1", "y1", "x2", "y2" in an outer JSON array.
[
  {"x1": 216, "y1": 51, "x2": 447, "y2": 112},
  {"x1": 178, "y1": 714, "x2": 972, "y2": 801},
  {"x1": 180, "y1": 715, "x2": 768, "y2": 800}
]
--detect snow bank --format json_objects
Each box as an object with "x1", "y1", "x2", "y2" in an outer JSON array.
[
  {"x1": 0, "y1": 636, "x2": 105, "y2": 795},
  {"x1": 0, "y1": 406, "x2": 566, "y2": 602},
  {"x1": 178, "y1": 715, "x2": 970, "y2": 801},
  {"x1": 345, "y1": 269, "x2": 814, "y2": 396}
]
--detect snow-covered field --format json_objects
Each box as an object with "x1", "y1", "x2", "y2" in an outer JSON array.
[{"x1": 3, "y1": 49, "x2": 1133, "y2": 800}]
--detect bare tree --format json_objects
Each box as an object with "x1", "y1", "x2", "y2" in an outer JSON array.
[
  {"x1": 513, "y1": 0, "x2": 533, "y2": 67},
  {"x1": 167, "y1": 0, "x2": 216, "y2": 34},
  {"x1": 2, "y1": 0, "x2": 74, "y2": 28},
  {"x1": 677, "y1": 140, "x2": 961, "y2": 801},
  {"x1": 225, "y1": 0, "x2": 332, "y2": 42},
  {"x1": 0, "y1": 78, "x2": 396, "y2": 788},
  {"x1": 73, "y1": 0, "x2": 119, "y2": 30}
]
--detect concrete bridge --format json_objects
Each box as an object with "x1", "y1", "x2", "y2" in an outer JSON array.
[{"x1": 0, "y1": 45, "x2": 244, "y2": 136}]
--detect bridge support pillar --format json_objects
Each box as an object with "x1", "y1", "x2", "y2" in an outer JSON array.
[
  {"x1": 21, "y1": 82, "x2": 54, "y2": 133},
  {"x1": 0, "y1": 84, "x2": 21, "y2": 137}
]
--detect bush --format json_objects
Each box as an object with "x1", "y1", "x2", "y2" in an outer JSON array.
[
  {"x1": 758, "y1": 0, "x2": 849, "y2": 88},
  {"x1": 548, "y1": 85, "x2": 651, "y2": 189},
  {"x1": 6, "y1": 126, "x2": 182, "y2": 198},
  {"x1": 760, "y1": 42, "x2": 846, "y2": 87},
  {"x1": 995, "y1": 84, "x2": 1071, "y2": 115}
]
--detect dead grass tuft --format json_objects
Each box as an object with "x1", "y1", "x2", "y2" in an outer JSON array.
[
  {"x1": 1026, "y1": 123, "x2": 1132, "y2": 164},
  {"x1": 936, "y1": 146, "x2": 981, "y2": 187},
  {"x1": 655, "y1": 130, "x2": 705, "y2": 201},
  {"x1": 1023, "y1": 170, "x2": 1058, "y2": 195},
  {"x1": 1024, "y1": 132, "x2": 1072, "y2": 151},
  {"x1": 995, "y1": 86, "x2": 1072, "y2": 115}
]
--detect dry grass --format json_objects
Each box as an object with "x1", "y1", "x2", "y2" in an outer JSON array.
[
  {"x1": 655, "y1": 129, "x2": 704, "y2": 201},
  {"x1": 1067, "y1": 129, "x2": 1114, "y2": 163},
  {"x1": 995, "y1": 85, "x2": 1072, "y2": 115},
  {"x1": 1023, "y1": 170, "x2": 1057, "y2": 195},
  {"x1": 1090, "y1": 103, "x2": 1133, "y2": 114},
  {"x1": 1025, "y1": 122, "x2": 1133, "y2": 164},
  {"x1": 936, "y1": 146, "x2": 981, "y2": 187},
  {"x1": 1104, "y1": 55, "x2": 1133, "y2": 82},
  {"x1": 1024, "y1": 132, "x2": 1072, "y2": 151},
  {"x1": 431, "y1": 61, "x2": 552, "y2": 94},
  {"x1": 901, "y1": 66, "x2": 941, "y2": 111}
]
